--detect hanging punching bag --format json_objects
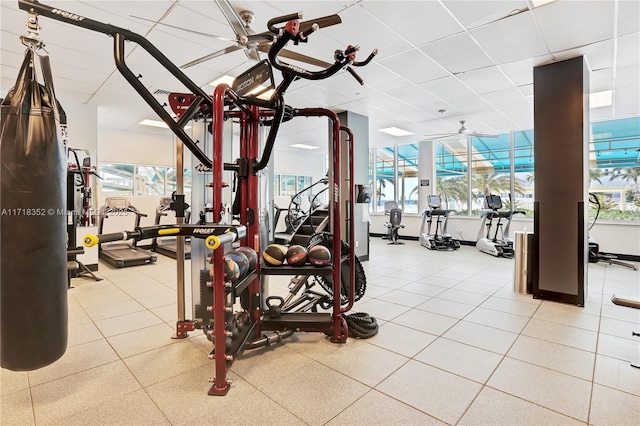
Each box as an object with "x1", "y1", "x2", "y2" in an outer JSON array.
[{"x1": 1, "y1": 49, "x2": 68, "y2": 370}]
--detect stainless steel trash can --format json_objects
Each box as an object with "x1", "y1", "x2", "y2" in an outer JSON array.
[{"x1": 514, "y1": 231, "x2": 533, "y2": 294}]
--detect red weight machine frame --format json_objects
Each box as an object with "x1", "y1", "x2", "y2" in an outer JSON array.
[{"x1": 18, "y1": 0, "x2": 373, "y2": 396}]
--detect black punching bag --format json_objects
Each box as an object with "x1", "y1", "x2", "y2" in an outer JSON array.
[{"x1": 1, "y1": 50, "x2": 68, "y2": 370}]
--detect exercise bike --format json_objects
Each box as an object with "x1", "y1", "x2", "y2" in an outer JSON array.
[
  {"x1": 383, "y1": 201, "x2": 405, "y2": 245},
  {"x1": 419, "y1": 195, "x2": 460, "y2": 250},
  {"x1": 476, "y1": 194, "x2": 524, "y2": 258}
]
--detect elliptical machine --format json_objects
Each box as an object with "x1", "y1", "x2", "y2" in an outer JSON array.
[
  {"x1": 419, "y1": 195, "x2": 460, "y2": 250},
  {"x1": 476, "y1": 194, "x2": 524, "y2": 258}
]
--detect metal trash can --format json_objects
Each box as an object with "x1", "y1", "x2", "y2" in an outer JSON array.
[{"x1": 514, "y1": 232, "x2": 533, "y2": 294}]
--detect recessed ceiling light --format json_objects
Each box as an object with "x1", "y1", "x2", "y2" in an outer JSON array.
[
  {"x1": 378, "y1": 127, "x2": 414, "y2": 137},
  {"x1": 590, "y1": 90, "x2": 613, "y2": 108},
  {"x1": 290, "y1": 143, "x2": 319, "y2": 150},
  {"x1": 208, "y1": 75, "x2": 236, "y2": 87}
]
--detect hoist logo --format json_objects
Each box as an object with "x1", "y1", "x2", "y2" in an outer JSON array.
[
  {"x1": 192, "y1": 228, "x2": 215, "y2": 234},
  {"x1": 52, "y1": 9, "x2": 86, "y2": 21},
  {"x1": 333, "y1": 183, "x2": 339, "y2": 203},
  {"x1": 195, "y1": 164, "x2": 212, "y2": 172}
]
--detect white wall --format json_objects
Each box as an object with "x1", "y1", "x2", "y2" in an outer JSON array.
[
  {"x1": 273, "y1": 150, "x2": 326, "y2": 183},
  {"x1": 98, "y1": 128, "x2": 175, "y2": 165},
  {"x1": 369, "y1": 213, "x2": 640, "y2": 256}
]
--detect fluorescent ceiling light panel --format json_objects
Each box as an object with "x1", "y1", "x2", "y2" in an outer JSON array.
[
  {"x1": 139, "y1": 119, "x2": 190, "y2": 130},
  {"x1": 208, "y1": 75, "x2": 236, "y2": 87},
  {"x1": 590, "y1": 90, "x2": 612, "y2": 108},
  {"x1": 378, "y1": 127, "x2": 414, "y2": 137},
  {"x1": 290, "y1": 143, "x2": 319, "y2": 150},
  {"x1": 139, "y1": 119, "x2": 168, "y2": 128}
]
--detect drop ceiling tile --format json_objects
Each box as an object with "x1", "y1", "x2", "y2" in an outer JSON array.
[
  {"x1": 419, "y1": 75, "x2": 477, "y2": 100},
  {"x1": 420, "y1": 32, "x2": 493, "y2": 74},
  {"x1": 533, "y1": 1, "x2": 615, "y2": 53},
  {"x1": 499, "y1": 55, "x2": 553, "y2": 87},
  {"x1": 455, "y1": 66, "x2": 515, "y2": 95},
  {"x1": 616, "y1": 33, "x2": 640, "y2": 68},
  {"x1": 553, "y1": 39, "x2": 614, "y2": 72},
  {"x1": 446, "y1": 95, "x2": 492, "y2": 115},
  {"x1": 387, "y1": 85, "x2": 442, "y2": 109},
  {"x1": 614, "y1": 64, "x2": 639, "y2": 90},
  {"x1": 378, "y1": 49, "x2": 449, "y2": 85},
  {"x1": 361, "y1": 1, "x2": 463, "y2": 46},
  {"x1": 442, "y1": 0, "x2": 529, "y2": 29},
  {"x1": 470, "y1": 10, "x2": 549, "y2": 64},
  {"x1": 482, "y1": 87, "x2": 531, "y2": 111},
  {"x1": 590, "y1": 68, "x2": 614, "y2": 93}
]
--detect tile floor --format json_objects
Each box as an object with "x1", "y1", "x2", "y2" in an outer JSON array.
[{"x1": 1, "y1": 238, "x2": 639, "y2": 425}]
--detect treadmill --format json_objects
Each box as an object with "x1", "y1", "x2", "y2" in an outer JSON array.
[
  {"x1": 98, "y1": 197, "x2": 157, "y2": 268},
  {"x1": 151, "y1": 196, "x2": 191, "y2": 259}
]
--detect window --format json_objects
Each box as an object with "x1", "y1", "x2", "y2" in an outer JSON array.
[
  {"x1": 375, "y1": 147, "x2": 396, "y2": 212},
  {"x1": 135, "y1": 166, "x2": 166, "y2": 195},
  {"x1": 436, "y1": 139, "x2": 468, "y2": 214},
  {"x1": 100, "y1": 164, "x2": 134, "y2": 195},
  {"x1": 397, "y1": 144, "x2": 419, "y2": 213}
]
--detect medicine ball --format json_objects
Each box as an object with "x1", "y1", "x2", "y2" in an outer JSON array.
[
  {"x1": 263, "y1": 244, "x2": 287, "y2": 266},
  {"x1": 308, "y1": 245, "x2": 332, "y2": 266},
  {"x1": 236, "y1": 246, "x2": 258, "y2": 272},
  {"x1": 223, "y1": 257, "x2": 240, "y2": 282},
  {"x1": 225, "y1": 250, "x2": 249, "y2": 278},
  {"x1": 286, "y1": 245, "x2": 308, "y2": 266}
]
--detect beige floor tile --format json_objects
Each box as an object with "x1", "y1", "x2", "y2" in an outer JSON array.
[
  {"x1": 1, "y1": 367, "x2": 30, "y2": 395},
  {"x1": 326, "y1": 389, "x2": 445, "y2": 425},
  {"x1": 151, "y1": 304, "x2": 180, "y2": 322},
  {"x1": 415, "y1": 297, "x2": 476, "y2": 319},
  {"x1": 94, "y1": 310, "x2": 163, "y2": 337},
  {"x1": 459, "y1": 386, "x2": 584, "y2": 425},
  {"x1": 361, "y1": 283, "x2": 394, "y2": 298},
  {"x1": 231, "y1": 343, "x2": 313, "y2": 389},
  {"x1": 368, "y1": 322, "x2": 437, "y2": 357},
  {"x1": 464, "y1": 273, "x2": 512, "y2": 286},
  {"x1": 377, "y1": 359, "x2": 482, "y2": 425},
  {"x1": 318, "y1": 341, "x2": 408, "y2": 386},
  {"x1": 400, "y1": 281, "x2": 448, "y2": 297},
  {"x1": 354, "y1": 298, "x2": 411, "y2": 321},
  {"x1": 464, "y1": 306, "x2": 531, "y2": 333},
  {"x1": 600, "y1": 316, "x2": 640, "y2": 339},
  {"x1": 116, "y1": 277, "x2": 175, "y2": 299},
  {"x1": 380, "y1": 289, "x2": 430, "y2": 307},
  {"x1": 30, "y1": 361, "x2": 141, "y2": 425},
  {"x1": 480, "y1": 295, "x2": 541, "y2": 317},
  {"x1": 415, "y1": 275, "x2": 462, "y2": 288},
  {"x1": 593, "y1": 354, "x2": 640, "y2": 396},
  {"x1": 0, "y1": 388, "x2": 35, "y2": 425},
  {"x1": 391, "y1": 308, "x2": 459, "y2": 335},
  {"x1": 72, "y1": 288, "x2": 133, "y2": 309},
  {"x1": 123, "y1": 339, "x2": 210, "y2": 387},
  {"x1": 415, "y1": 337, "x2": 503, "y2": 383},
  {"x1": 264, "y1": 361, "x2": 369, "y2": 426},
  {"x1": 44, "y1": 389, "x2": 170, "y2": 425},
  {"x1": 66, "y1": 321, "x2": 103, "y2": 347},
  {"x1": 68, "y1": 279, "x2": 120, "y2": 296},
  {"x1": 597, "y1": 333, "x2": 640, "y2": 362},
  {"x1": 533, "y1": 302, "x2": 600, "y2": 331},
  {"x1": 66, "y1": 298, "x2": 92, "y2": 327},
  {"x1": 107, "y1": 322, "x2": 177, "y2": 358},
  {"x1": 487, "y1": 357, "x2": 592, "y2": 422},
  {"x1": 589, "y1": 384, "x2": 640, "y2": 426},
  {"x1": 135, "y1": 290, "x2": 177, "y2": 309},
  {"x1": 368, "y1": 275, "x2": 412, "y2": 290},
  {"x1": 453, "y1": 280, "x2": 502, "y2": 295},
  {"x1": 27, "y1": 339, "x2": 119, "y2": 386},
  {"x1": 435, "y1": 288, "x2": 490, "y2": 306},
  {"x1": 521, "y1": 318, "x2": 598, "y2": 351},
  {"x1": 507, "y1": 335, "x2": 595, "y2": 380},
  {"x1": 391, "y1": 270, "x2": 433, "y2": 282},
  {"x1": 443, "y1": 320, "x2": 518, "y2": 354},
  {"x1": 284, "y1": 332, "x2": 343, "y2": 360},
  {"x1": 84, "y1": 299, "x2": 147, "y2": 321}
]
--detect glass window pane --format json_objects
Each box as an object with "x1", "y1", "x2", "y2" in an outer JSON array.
[
  {"x1": 398, "y1": 143, "x2": 419, "y2": 214},
  {"x1": 470, "y1": 135, "x2": 512, "y2": 214},
  {"x1": 436, "y1": 140, "x2": 468, "y2": 214},
  {"x1": 135, "y1": 166, "x2": 166, "y2": 196},
  {"x1": 375, "y1": 147, "x2": 396, "y2": 212},
  {"x1": 99, "y1": 163, "x2": 134, "y2": 195}
]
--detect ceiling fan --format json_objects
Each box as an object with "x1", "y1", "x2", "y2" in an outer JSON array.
[
  {"x1": 135, "y1": 0, "x2": 342, "y2": 69},
  {"x1": 423, "y1": 120, "x2": 500, "y2": 141}
]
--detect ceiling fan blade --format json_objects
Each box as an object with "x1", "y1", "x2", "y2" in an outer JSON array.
[
  {"x1": 299, "y1": 14, "x2": 342, "y2": 34},
  {"x1": 216, "y1": 0, "x2": 252, "y2": 39},
  {"x1": 422, "y1": 133, "x2": 458, "y2": 141},
  {"x1": 257, "y1": 44, "x2": 332, "y2": 68},
  {"x1": 469, "y1": 132, "x2": 500, "y2": 138},
  {"x1": 181, "y1": 45, "x2": 241, "y2": 69},
  {"x1": 130, "y1": 15, "x2": 235, "y2": 42}
]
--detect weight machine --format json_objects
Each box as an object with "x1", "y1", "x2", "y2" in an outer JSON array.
[{"x1": 17, "y1": 0, "x2": 377, "y2": 396}]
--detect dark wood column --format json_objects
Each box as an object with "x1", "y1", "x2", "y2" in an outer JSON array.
[{"x1": 533, "y1": 56, "x2": 590, "y2": 306}]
